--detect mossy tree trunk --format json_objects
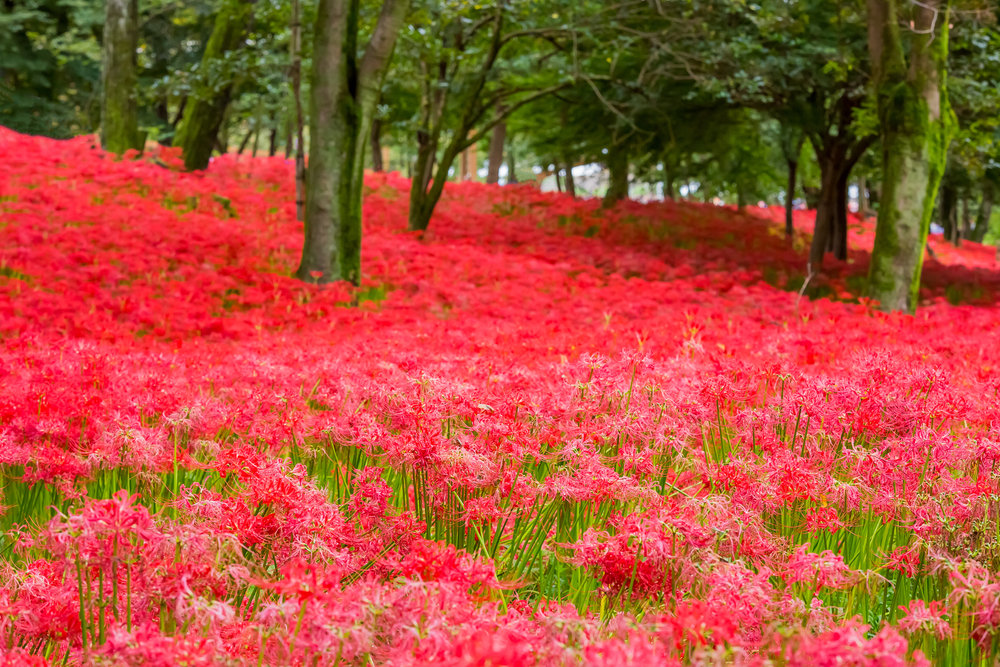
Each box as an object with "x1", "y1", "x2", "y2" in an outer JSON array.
[
  {"x1": 100, "y1": 0, "x2": 141, "y2": 155},
  {"x1": 866, "y1": 0, "x2": 955, "y2": 313},
  {"x1": 174, "y1": 0, "x2": 252, "y2": 171},
  {"x1": 295, "y1": 0, "x2": 409, "y2": 285}
]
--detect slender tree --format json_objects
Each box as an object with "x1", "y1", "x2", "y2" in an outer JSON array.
[
  {"x1": 486, "y1": 121, "x2": 506, "y2": 184},
  {"x1": 404, "y1": 2, "x2": 570, "y2": 232},
  {"x1": 866, "y1": 0, "x2": 955, "y2": 312},
  {"x1": 778, "y1": 122, "x2": 804, "y2": 236},
  {"x1": 289, "y1": 0, "x2": 307, "y2": 221},
  {"x1": 296, "y1": 0, "x2": 410, "y2": 285},
  {"x1": 101, "y1": 0, "x2": 141, "y2": 154}
]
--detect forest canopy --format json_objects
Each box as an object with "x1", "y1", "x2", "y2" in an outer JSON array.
[{"x1": 2, "y1": 0, "x2": 998, "y2": 307}]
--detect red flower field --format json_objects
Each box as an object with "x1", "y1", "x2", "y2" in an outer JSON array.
[{"x1": 3, "y1": 127, "x2": 1000, "y2": 665}]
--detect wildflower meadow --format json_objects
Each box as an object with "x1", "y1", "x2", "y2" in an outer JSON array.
[{"x1": 4, "y1": 128, "x2": 1000, "y2": 666}]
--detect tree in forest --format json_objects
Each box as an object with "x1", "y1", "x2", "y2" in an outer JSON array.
[
  {"x1": 590, "y1": 0, "x2": 873, "y2": 262},
  {"x1": 173, "y1": 0, "x2": 253, "y2": 171},
  {"x1": 295, "y1": 0, "x2": 409, "y2": 285},
  {"x1": 401, "y1": 0, "x2": 580, "y2": 232},
  {"x1": 602, "y1": 129, "x2": 632, "y2": 207},
  {"x1": 697, "y1": 0, "x2": 872, "y2": 267},
  {"x1": 866, "y1": 0, "x2": 954, "y2": 312},
  {"x1": 485, "y1": 120, "x2": 506, "y2": 185},
  {"x1": 938, "y1": 15, "x2": 1000, "y2": 245},
  {"x1": 101, "y1": 0, "x2": 142, "y2": 154}
]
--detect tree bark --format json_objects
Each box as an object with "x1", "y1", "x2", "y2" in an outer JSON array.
[
  {"x1": 809, "y1": 133, "x2": 872, "y2": 268},
  {"x1": 507, "y1": 141, "x2": 518, "y2": 183},
  {"x1": 831, "y1": 170, "x2": 849, "y2": 260},
  {"x1": 809, "y1": 148, "x2": 847, "y2": 268},
  {"x1": 296, "y1": 0, "x2": 409, "y2": 284},
  {"x1": 602, "y1": 144, "x2": 629, "y2": 208},
  {"x1": 289, "y1": 0, "x2": 307, "y2": 221},
  {"x1": 939, "y1": 179, "x2": 957, "y2": 244},
  {"x1": 174, "y1": 0, "x2": 251, "y2": 170},
  {"x1": 973, "y1": 182, "x2": 994, "y2": 242},
  {"x1": 237, "y1": 127, "x2": 253, "y2": 155},
  {"x1": 961, "y1": 194, "x2": 972, "y2": 240},
  {"x1": 564, "y1": 159, "x2": 576, "y2": 198},
  {"x1": 866, "y1": 0, "x2": 954, "y2": 313},
  {"x1": 785, "y1": 158, "x2": 798, "y2": 236},
  {"x1": 370, "y1": 118, "x2": 384, "y2": 171},
  {"x1": 486, "y1": 121, "x2": 505, "y2": 184},
  {"x1": 779, "y1": 123, "x2": 805, "y2": 235},
  {"x1": 100, "y1": 0, "x2": 141, "y2": 155}
]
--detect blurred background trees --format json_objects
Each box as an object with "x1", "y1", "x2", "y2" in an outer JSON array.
[{"x1": 1, "y1": 0, "x2": 997, "y2": 310}]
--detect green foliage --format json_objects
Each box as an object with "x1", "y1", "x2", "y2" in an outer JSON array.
[{"x1": 0, "y1": 0, "x2": 103, "y2": 136}]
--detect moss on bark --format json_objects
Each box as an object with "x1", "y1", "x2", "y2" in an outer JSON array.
[
  {"x1": 100, "y1": 0, "x2": 141, "y2": 155},
  {"x1": 866, "y1": 0, "x2": 954, "y2": 313},
  {"x1": 295, "y1": 0, "x2": 409, "y2": 285},
  {"x1": 174, "y1": 1, "x2": 252, "y2": 171}
]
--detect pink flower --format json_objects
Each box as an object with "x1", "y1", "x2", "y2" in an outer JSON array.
[{"x1": 898, "y1": 599, "x2": 952, "y2": 639}]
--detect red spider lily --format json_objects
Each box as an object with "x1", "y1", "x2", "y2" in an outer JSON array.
[{"x1": 0, "y1": 126, "x2": 988, "y2": 665}]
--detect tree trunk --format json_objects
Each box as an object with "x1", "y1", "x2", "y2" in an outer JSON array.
[
  {"x1": 866, "y1": 0, "x2": 954, "y2": 313},
  {"x1": 785, "y1": 158, "x2": 798, "y2": 236},
  {"x1": 809, "y1": 152, "x2": 846, "y2": 269},
  {"x1": 809, "y1": 133, "x2": 872, "y2": 269},
  {"x1": 564, "y1": 160, "x2": 576, "y2": 198},
  {"x1": 939, "y1": 179, "x2": 957, "y2": 244},
  {"x1": 289, "y1": 0, "x2": 307, "y2": 222},
  {"x1": 779, "y1": 122, "x2": 805, "y2": 236},
  {"x1": 973, "y1": 182, "x2": 994, "y2": 242},
  {"x1": 961, "y1": 195, "x2": 972, "y2": 240},
  {"x1": 858, "y1": 177, "x2": 872, "y2": 218},
  {"x1": 458, "y1": 133, "x2": 477, "y2": 181},
  {"x1": 237, "y1": 127, "x2": 253, "y2": 155},
  {"x1": 370, "y1": 118, "x2": 383, "y2": 171},
  {"x1": 284, "y1": 117, "x2": 294, "y2": 158},
  {"x1": 174, "y1": 0, "x2": 251, "y2": 171},
  {"x1": 268, "y1": 125, "x2": 278, "y2": 157},
  {"x1": 408, "y1": 140, "x2": 458, "y2": 232},
  {"x1": 296, "y1": 0, "x2": 409, "y2": 284},
  {"x1": 602, "y1": 144, "x2": 628, "y2": 208},
  {"x1": 507, "y1": 142, "x2": 517, "y2": 183},
  {"x1": 486, "y1": 121, "x2": 505, "y2": 184},
  {"x1": 831, "y1": 170, "x2": 849, "y2": 260},
  {"x1": 554, "y1": 164, "x2": 562, "y2": 192},
  {"x1": 100, "y1": 0, "x2": 140, "y2": 154}
]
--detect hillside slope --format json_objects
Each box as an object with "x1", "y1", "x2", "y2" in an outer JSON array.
[{"x1": 2, "y1": 129, "x2": 1000, "y2": 665}]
